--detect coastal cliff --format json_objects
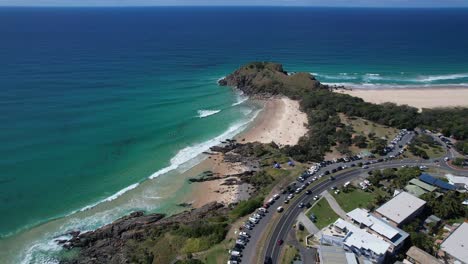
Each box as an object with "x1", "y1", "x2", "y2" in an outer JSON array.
[
  {"x1": 218, "y1": 62, "x2": 328, "y2": 98},
  {"x1": 60, "y1": 203, "x2": 227, "y2": 264}
]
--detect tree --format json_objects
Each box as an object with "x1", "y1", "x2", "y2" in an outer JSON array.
[
  {"x1": 369, "y1": 138, "x2": 387, "y2": 155},
  {"x1": 352, "y1": 135, "x2": 368, "y2": 148}
]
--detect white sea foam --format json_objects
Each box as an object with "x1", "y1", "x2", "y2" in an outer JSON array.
[
  {"x1": 312, "y1": 72, "x2": 358, "y2": 80},
  {"x1": 79, "y1": 183, "x2": 140, "y2": 212},
  {"x1": 417, "y1": 73, "x2": 468, "y2": 82},
  {"x1": 197, "y1": 109, "x2": 221, "y2": 118},
  {"x1": 20, "y1": 234, "x2": 72, "y2": 264},
  {"x1": 232, "y1": 94, "x2": 248, "y2": 106},
  {"x1": 324, "y1": 82, "x2": 468, "y2": 89},
  {"x1": 217, "y1": 76, "x2": 225, "y2": 84}
]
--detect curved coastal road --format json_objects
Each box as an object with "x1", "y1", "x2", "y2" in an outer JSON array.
[{"x1": 263, "y1": 159, "x2": 468, "y2": 263}]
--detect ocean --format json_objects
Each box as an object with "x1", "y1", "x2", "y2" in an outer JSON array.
[{"x1": 1, "y1": 7, "x2": 467, "y2": 263}]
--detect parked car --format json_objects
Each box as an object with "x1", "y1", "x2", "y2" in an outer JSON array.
[
  {"x1": 298, "y1": 202, "x2": 305, "y2": 208},
  {"x1": 313, "y1": 195, "x2": 319, "y2": 201},
  {"x1": 277, "y1": 206, "x2": 284, "y2": 213}
]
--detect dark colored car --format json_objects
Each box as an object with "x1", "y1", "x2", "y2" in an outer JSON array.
[
  {"x1": 324, "y1": 170, "x2": 330, "y2": 175},
  {"x1": 264, "y1": 257, "x2": 273, "y2": 264},
  {"x1": 305, "y1": 190, "x2": 312, "y2": 195},
  {"x1": 331, "y1": 168, "x2": 337, "y2": 173},
  {"x1": 277, "y1": 239, "x2": 283, "y2": 246}
]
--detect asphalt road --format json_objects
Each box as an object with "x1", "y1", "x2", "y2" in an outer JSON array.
[{"x1": 239, "y1": 130, "x2": 467, "y2": 264}]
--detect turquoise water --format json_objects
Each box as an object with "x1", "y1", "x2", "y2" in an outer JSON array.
[{"x1": 1, "y1": 7, "x2": 468, "y2": 264}]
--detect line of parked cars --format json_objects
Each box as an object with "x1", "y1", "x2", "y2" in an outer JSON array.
[{"x1": 229, "y1": 205, "x2": 271, "y2": 264}]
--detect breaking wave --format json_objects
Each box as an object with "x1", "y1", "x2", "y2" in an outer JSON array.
[{"x1": 197, "y1": 109, "x2": 221, "y2": 118}]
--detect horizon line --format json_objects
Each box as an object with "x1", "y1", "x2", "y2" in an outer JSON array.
[{"x1": 1, "y1": 5, "x2": 468, "y2": 8}]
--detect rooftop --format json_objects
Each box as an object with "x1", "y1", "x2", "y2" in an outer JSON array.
[
  {"x1": 404, "y1": 184, "x2": 427, "y2": 197},
  {"x1": 376, "y1": 191, "x2": 426, "y2": 225},
  {"x1": 334, "y1": 218, "x2": 391, "y2": 256},
  {"x1": 318, "y1": 245, "x2": 350, "y2": 264},
  {"x1": 446, "y1": 174, "x2": 468, "y2": 186},
  {"x1": 419, "y1": 173, "x2": 456, "y2": 191},
  {"x1": 408, "y1": 178, "x2": 438, "y2": 192},
  {"x1": 441, "y1": 222, "x2": 468, "y2": 263},
  {"x1": 406, "y1": 246, "x2": 442, "y2": 264},
  {"x1": 346, "y1": 208, "x2": 409, "y2": 246}
]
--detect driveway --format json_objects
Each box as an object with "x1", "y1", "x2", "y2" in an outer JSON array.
[{"x1": 321, "y1": 190, "x2": 347, "y2": 219}]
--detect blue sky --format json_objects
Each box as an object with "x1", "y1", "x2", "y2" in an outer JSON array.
[{"x1": 1, "y1": 0, "x2": 468, "y2": 7}]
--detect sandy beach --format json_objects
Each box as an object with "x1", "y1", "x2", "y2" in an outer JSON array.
[
  {"x1": 339, "y1": 87, "x2": 468, "y2": 109},
  {"x1": 238, "y1": 97, "x2": 309, "y2": 146},
  {"x1": 189, "y1": 97, "x2": 308, "y2": 208}
]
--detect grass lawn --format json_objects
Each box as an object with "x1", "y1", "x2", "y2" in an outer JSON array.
[
  {"x1": 340, "y1": 114, "x2": 398, "y2": 140},
  {"x1": 306, "y1": 199, "x2": 339, "y2": 229},
  {"x1": 279, "y1": 244, "x2": 300, "y2": 264},
  {"x1": 331, "y1": 188, "x2": 376, "y2": 212}
]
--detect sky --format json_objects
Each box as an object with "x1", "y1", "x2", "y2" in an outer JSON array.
[{"x1": 1, "y1": 0, "x2": 468, "y2": 7}]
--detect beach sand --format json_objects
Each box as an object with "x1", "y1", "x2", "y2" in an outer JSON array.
[
  {"x1": 189, "y1": 97, "x2": 308, "y2": 208},
  {"x1": 238, "y1": 97, "x2": 308, "y2": 146},
  {"x1": 339, "y1": 87, "x2": 468, "y2": 109}
]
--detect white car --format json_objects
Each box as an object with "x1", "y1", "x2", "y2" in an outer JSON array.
[
  {"x1": 239, "y1": 231, "x2": 250, "y2": 238},
  {"x1": 249, "y1": 217, "x2": 259, "y2": 224},
  {"x1": 253, "y1": 213, "x2": 262, "y2": 219},
  {"x1": 313, "y1": 195, "x2": 319, "y2": 200},
  {"x1": 258, "y1": 207, "x2": 267, "y2": 214},
  {"x1": 277, "y1": 206, "x2": 284, "y2": 213},
  {"x1": 236, "y1": 239, "x2": 247, "y2": 246},
  {"x1": 273, "y1": 194, "x2": 280, "y2": 200},
  {"x1": 334, "y1": 190, "x2": 340, "y2": 194}
]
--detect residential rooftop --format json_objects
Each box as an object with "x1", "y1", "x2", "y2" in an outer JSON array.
[
  {"x1": 406, "y1": 246, "x2": 442, "y2": 264},
  {"x1": 408, "y1": 178, "x2": 437, "y2": 192},
  {"x1": 347, "y1": 208, "x2": 409, "y2": 247},
  {"x1": 376, "y1": 191, "x2": 426, "y2": 225},
  {"x1": 334, "y1": 218, "x2": 391, "y2": 256},
  {"x1": 441, "y1": 222, "x2": 468, "y2": 263},
  {"x1": 419, "y1": 173, "x2": 456, "y2": 191}
]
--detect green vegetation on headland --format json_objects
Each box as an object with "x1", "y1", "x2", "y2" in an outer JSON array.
[{"x1": 221, "y1": 62, "x2": 466, "y2": 161}]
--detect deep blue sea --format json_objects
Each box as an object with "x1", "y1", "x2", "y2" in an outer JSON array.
[{"x1": 0, "y1": 7, "x2": 467, "y2": 263}]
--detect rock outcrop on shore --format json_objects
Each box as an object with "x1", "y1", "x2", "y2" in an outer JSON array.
[
  {"x1": 218, "y1": 62, "x2": 328, "y2": 97},
  {"x1": 60, "y1": 202, "x2": 227, "y2": 264}
]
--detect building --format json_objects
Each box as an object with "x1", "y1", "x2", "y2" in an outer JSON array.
[
  {"x1": 419, "y1": 173, "x2": 456, "y2": 191},
  {"x1": 375, "y1": 191, "x2": 426, "y2": 227},
  {"x1": 440, "y1": 222, "x2": 468, "y2": 263},
  {"x1": 405, "y1": 246, "x2": 442, "y2": 264},
  {"x1": 423, "y1": 215, "x2": 442, "y2": 233},
  {"x1": 322, "y1": 218, "x2": 391, "y2": 263},
  {"x1": 318, "y1": 245, "x2": 358, "y2": 264},
  {"x1": 347, "y1": 208, "x2": 409, "y2": 253},
  {"x1": 446, "y1": 174, "x2": 468, "y2": 190},
  {"x1": 404, "y1": 178, "x2": 438, "y2": 197}
]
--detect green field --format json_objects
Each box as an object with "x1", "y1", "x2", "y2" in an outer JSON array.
[
  {"x1": 306, "y1": 199, "x2": 339, "y2": 229},
  {"x1": 331, "y1": 188, "x2": 377, "y2": 212}
]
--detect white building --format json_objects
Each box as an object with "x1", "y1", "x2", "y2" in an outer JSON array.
[
  {"x1": 347, "y1": 208, "x2": 409, "y2": 253},
  {"x1": 375, "y1": 191, "x2": 426, "y2": 227},
  {"x1": 440, "y1": 222, "x2": 468, "y2": 263},
  {"x1": 446, "y1": 174, "x2": 468, "y2": 190},
  {"x1": 323, "y1": 218, "x2": 391, "y2": 263}
]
